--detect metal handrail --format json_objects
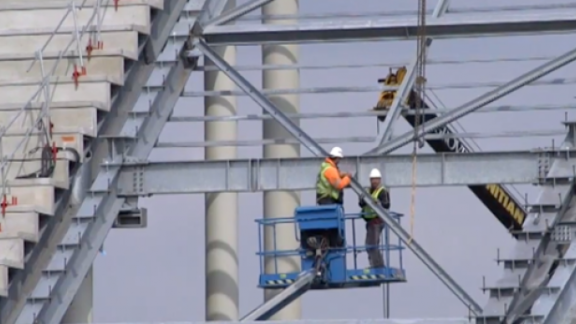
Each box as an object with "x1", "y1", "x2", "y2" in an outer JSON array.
[
  {"x1": 0, "y1": 0, "x2": 110, "y2": 207},
  {"x1": 256, "y1": 211, "x2": 406, "y2": 274}
]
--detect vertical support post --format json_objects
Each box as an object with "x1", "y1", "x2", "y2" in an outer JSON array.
[
  {"x1": 37, "y1": 50, "x2": 52, "y2": 146},
  {"x1": 382, "y1": 282, "x2": 390, "y2": 318},
  {"x1": 87, "y1": 0, "x2": 104, "y2": 59},
  {"x1": 204, "y1": 1, "x2": 239, "y2": 320},
  {"x1": 261, "y1": 0, "x2": 302, "y2": 320},
  {"x1": 62, "y1": 268, "x2": 93, "y2": 324},
  {"x1": 383, "y1": 223, "x2": 391, "y2": 318},
  {"x1": 71, "y1": 1, "x2": 87, "y2": 87}
]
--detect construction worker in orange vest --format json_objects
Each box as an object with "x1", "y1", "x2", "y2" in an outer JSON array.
[
  {"x1": 358, "y1": 168, "x2": 391, "y2": 268},
  {"x1": 316, "y1": 147, "x2": 351, "y2": 205}
]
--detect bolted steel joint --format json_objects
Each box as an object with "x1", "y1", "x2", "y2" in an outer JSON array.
[
  {"x1": 180, "y1": 36, "x2": 202, "y2": 70},
  {"x1": 537, "y1": 152, "x2": 551, "y2": 182}
]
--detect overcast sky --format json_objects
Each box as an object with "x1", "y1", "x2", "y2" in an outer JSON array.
[{"x1": 92, "y1": 0, "x2": 576, "y2": 322}]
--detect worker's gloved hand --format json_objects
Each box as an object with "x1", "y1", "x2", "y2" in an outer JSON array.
[{"x1": 340, "y1": 172, "x2": 350, "y2": 178}]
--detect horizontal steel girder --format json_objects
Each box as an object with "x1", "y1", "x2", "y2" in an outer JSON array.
[
  {"x1": 201, "y1": 10, "x2": 576, "y2": 45},
  {"x1": 113, "y1": 150, "x2": 574, "y2": 195}
]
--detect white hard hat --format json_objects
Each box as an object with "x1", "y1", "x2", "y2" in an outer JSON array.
[
  {"x1": 329, "y1": 146, "x2": 344, "y2": 158},
  {"x1": 369, "y1": 168, "x2": 382, "y2": 178}
]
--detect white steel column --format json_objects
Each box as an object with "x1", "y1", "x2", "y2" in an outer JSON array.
[
  {"x1": 262, "y1": 0, "x2": 302, "y2": 320},
  {"x1": 62, "y1": 267, "x2": 93, "y2": 323},
  {"x1": 204, "y1": 2, "x2": 239, "y2": 319}
]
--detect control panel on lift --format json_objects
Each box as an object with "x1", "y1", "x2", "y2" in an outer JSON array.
[{"x1": 255, "y1": 205, "x2": 406, "y2": 289}]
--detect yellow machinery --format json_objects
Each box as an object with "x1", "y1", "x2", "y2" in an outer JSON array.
[
  {"x1": 374, "y1": 67, "x2": 408, "y2": 122},
  {"x1": 375, "y1": 66, "x2": 408, "y2": 110}
]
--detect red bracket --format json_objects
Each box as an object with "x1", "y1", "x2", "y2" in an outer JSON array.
[
  {"x1": 86, "y1": 39, "x2": 104, "y2": 60},
  {"x1": 0, "y1": 195, "x2": 18, "y2": 217},
  {"x1": 114, "y1": 0, "x2": 119, "y2": 11},
  {"x1": 72, "y1": 65, "x2": 87, "y2": 88},
  {"x1": 86, "y1": 39, "x2": 94, "y2": 59},
  {"x1": 50, "y1": 142, "x2": 58, "y2": 162}
]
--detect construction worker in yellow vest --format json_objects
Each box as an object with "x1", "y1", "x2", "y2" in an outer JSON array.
[
  {"x1": 358, "y1": 168, "x2": 391, "y2": 268},
  {"x1": 316, "y1": 147, "x2": 351, "y2": 205}
]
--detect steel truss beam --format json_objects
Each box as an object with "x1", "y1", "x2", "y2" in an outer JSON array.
[
  {"x1": 27, "y1": 0, "x2": 214, "y2": 322},
  {"x1": 193, "y1": 39, "x2": 483, "y2": 314},
  {"x1": 180, "y1": 77, "x2": 576, "y2": 97},
  {"x1": 503, "y1": 180, "x2": 576, "y2": 324},
  {"x1": 494, "y1": 125, "x2": 576, "y2": 324},
  {"x1": 168, "y1": 104, "x2": 576, "y2": 122},
  {"x1": 182, "y1": 3, "x2": 576, "y2": 18},
  {"x1": 201, "y1": 10, "x2": 576, "y2": 45},
  {"x1": 539, "y1": 132, "x2": 576, "y2": 324},
  {"x1": 115, "y1": 150, "x2": 576, "y2": 195},
  {"x1": 181, "y1": 56, "x2": 568, "y2": 71},
  {"x1": 365, "y1": 46, "x2": 576, "y2": 157},
  {"x1": 154, "y1": 129, "x2": 567, "y2": 148}
]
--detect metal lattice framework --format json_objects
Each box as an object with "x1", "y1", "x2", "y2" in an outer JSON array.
[
  {"x1": 184, "y1": 1, "x2": 576, "y2": 320},
  {"x1": 4, "y1": 0, "x2": 576, "y2": 323}
]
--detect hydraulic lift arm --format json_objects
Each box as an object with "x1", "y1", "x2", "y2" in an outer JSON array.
[{"x1": 241, "y1": 270, "x2": 316, "y2": 322}]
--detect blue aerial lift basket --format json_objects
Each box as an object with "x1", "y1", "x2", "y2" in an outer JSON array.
[{"x1": 255, "y1": 205, "x2": 406, "y2": 289}]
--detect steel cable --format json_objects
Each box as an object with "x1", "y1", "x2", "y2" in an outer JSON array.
[{"x1": 409, "y1": 0, "x2": 428, "y2": 244}]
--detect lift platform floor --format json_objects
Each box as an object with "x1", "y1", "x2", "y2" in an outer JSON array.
[{"x1": 260, "y1": 266, "x2": 406, "y2": 289}]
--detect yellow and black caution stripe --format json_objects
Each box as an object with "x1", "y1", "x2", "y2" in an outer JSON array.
[
  {"x1": 265, "y1": 279, "x2": 295, "y2": 285},
  {"x1": 350, "y1": 274, "x2": 388, "y2": 280}
]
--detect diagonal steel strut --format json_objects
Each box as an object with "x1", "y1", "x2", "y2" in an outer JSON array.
[
  {"x1": 194, "y1": 38, "x2": 483, "y2": 315},
  {"x1": 205, "y1": 0, "x2": 277, "y2": 27}
]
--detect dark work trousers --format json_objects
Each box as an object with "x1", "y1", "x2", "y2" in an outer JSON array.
[
  {"x1": 365, "y1": 218, "x2": 385, "y2": 268},
  {"x1": 317, "y1": 195, "x2": 343, "y2": 206}
]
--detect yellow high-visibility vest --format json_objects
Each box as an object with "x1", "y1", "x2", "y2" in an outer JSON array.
[
  {"x1": 362, "y1": 186, "x2": 385, "y2": 219},
  {"x1": 316, "y1": 162, "x2": 340, "y2": 201}
]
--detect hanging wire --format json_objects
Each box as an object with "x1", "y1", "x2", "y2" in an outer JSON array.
[{"x1": 410, "y1": 0, "x2": 428, "y2": 244}]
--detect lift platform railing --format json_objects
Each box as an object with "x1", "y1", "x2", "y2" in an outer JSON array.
[
  {"x1": 255, "y1": 210, "x2": 406, "y2": 288},
  {"x1": 0, "y1": 0, "x2": 105, "y2": 214}
]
